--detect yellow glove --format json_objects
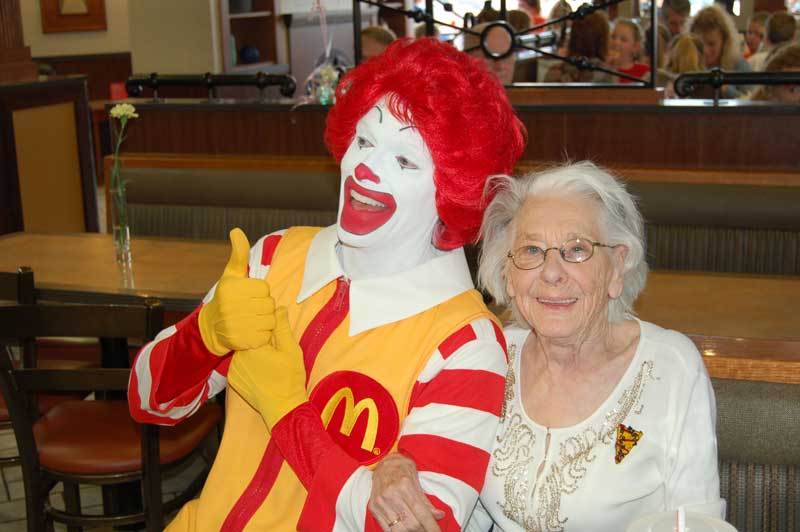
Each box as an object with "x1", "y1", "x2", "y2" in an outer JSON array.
[
  {"x1": 227, "y1": 307, "x2": 308, "y2": 429},
  {"x1": 198, "y1": 228, "x2": 275, "y2": 356}
]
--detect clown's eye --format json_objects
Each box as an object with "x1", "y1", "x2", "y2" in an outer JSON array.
[
  {"x1": 356, "y1": 136, "x2": 373, "y2": 149},
  {"x1": 396, "y1": 156, "x2": 419, "y2": 170}
]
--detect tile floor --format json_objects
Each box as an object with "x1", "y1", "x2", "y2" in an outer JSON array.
[{"x1": 0, "y1": 426, "x2": 209, "y2": 530}]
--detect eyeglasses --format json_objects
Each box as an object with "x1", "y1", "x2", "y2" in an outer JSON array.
[{"x1": 507, "y1": 238, "x2": 618, "y2": 270}]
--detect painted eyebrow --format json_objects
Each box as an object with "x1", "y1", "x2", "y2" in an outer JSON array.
[
  {"x1": 398, "y1": 125, "x2": 417, "y2": 132},
  {"x1": 372, "y1": 105, "x2": 383, "y2": 123}
]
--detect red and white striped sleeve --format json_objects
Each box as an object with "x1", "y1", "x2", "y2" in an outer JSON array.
[
  {"x1": 295, "y1": 316, "x2": 508, "y2": 531},
  {"x1": 127, "y1": 230, "x2": 286, "y2": 426}
]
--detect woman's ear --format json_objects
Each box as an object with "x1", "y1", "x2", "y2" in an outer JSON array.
[{"x1": 608, "y1": 245, "x2": 628, "y2": 299}]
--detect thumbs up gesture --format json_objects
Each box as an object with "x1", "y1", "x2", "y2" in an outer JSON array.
[
  {"x1": 198, "y1": 228, "x2": 276, "y2": 356},
  {"x1": 228, "y1": 307, "x2": 307, "y2": 429}
]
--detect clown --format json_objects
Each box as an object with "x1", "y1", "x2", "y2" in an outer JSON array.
[{"x1": 129, "y1": 38, "x2": 526, "y2": 531}]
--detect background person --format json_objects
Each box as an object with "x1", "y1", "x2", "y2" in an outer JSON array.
[
  {"x1": 608, "y1": 18, "x2": 651, "y2": 82},
  {"x1": 368, "y1": 163, "x2": 725, "y2": 532},
  {"x1": 747, "y1": 43, "x2": 800, "y2": 103},
  {"x1": 662, "y1": 0, "x2": 691, "y2": 37},
  {"x1": 660, "y1": 33, "x2": 708, "y2": 97},
  {"x1": 748, "y1": 12, "x2": 797, "y2": 71},
  {"x1": 544, "y1": 10, "x2": 612, "y2": 82},
  {"x1": 464, "y1": 22, "x2": 518, "y2": 85},
  {"x1": 361, "y1": 25, "x2": 397, "y2": 60},
  {"x1": 745, "y1": 11, "x2": 770, "y2": 57},
  {"x1": 689, "y1": 4, "x2": 751, "y2": 97}
]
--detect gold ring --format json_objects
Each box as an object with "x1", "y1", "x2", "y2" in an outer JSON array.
[{"x1": 387, "y1": 516, "x2": 403, "y2": 527}]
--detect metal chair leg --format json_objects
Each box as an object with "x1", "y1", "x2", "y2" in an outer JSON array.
[{"x1": 62, "y1": 481, "x2": 82, "y2": 532}]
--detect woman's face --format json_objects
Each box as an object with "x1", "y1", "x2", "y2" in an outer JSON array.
[
  {"x1": 745, "y1": 21, "x2": 765, "y2": 55},
  {"x1": 700, "y1": 28, "x2": 724, "y2": 67},
  {"x1": 506, "y1": 194, "x2": 626, "y2": 343},
  {"x1": 610, "y1": 24, "x2": 640, "y2": 64}
]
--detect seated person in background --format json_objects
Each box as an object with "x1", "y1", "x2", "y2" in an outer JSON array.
[
  {"x1": 608, "y1": 18, "x2": 651, "y2": 82},
  {"x1": 643, "y1": 23, "x2": 672, "y2": 69},
  {"x1": 465, "y1": 22, "x2": 518, "y2": 85},
  {"x1": 361, "y1": 25, "x2": 397, "y2": 60},
  {"x1": 475, "y1": 6, "x2": 531, "y2": 32},
  {"x1": 128, "y1": 37, "x2": 526, "y2": 531},
  {"x1": 549, "y1": 0, "x2": 573, "y2": 54},
  {"x1": 368, "y1": 163, "x2": 725, "y2": 532},
  {"x1": 414, "y1": 23, "x2": 440, "y2": 40},
  {"x1": 745, "y1": 11, "x2": 769, "y2": 58},
  {"x1": 519, "y1": 0, "x2": 547, "y2": 26},
  {"x1": 748, "y1": 12, "x2": 797, "y2": 71},
  {"x1": 747, "y1": 43, "x2": 800, "y2": 103},
  {"x1": 689, "y1": 4, "x2": 751, "y2": 97},
  {"x1": 544, "y1": 10, "x2": 612, "y2": 82},
  {"x1": 660, "y1": 33, "x2": 708, "y2": 97},
  {"x1": 662, "y1": 0, "x2": 691, "y2": 38}
]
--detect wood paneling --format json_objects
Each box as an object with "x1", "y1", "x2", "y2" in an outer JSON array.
[
  {"x1": 694, "y1": 336, "x2": 800, "y2": 385},
  {"x1": 0, "y1": 0, "x2": 37, "y2": 83},
  {"x1": 122, "y1": 104, "x2": 330, "y2": 156},
  {"x1": 117, "y1": 100, "x2": 800, "y2": 171},
  {"x1": 0, "y1": 0, "x2": 25, "y2": 48},
  {"x1": 13, "y1": 103, "x2": 86, "y2": 232},
  {"x1": 513, "y1": 164, "x2": 800, "y2": 187},
  {"x1": 33, "y1": 53, "x2": 132, "y2": 100},
  {"x1": 0, "y1": 76, "x2": 98, "y2": 235}
]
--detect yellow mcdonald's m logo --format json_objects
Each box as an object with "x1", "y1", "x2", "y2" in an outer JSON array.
[{"x1": 320, "y1": 387, "x2": 379, "y2": 452}]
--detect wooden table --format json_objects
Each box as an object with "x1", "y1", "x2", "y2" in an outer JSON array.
[
  {"x1": 635, "y1": 270, "x2": 800, "y2": 384},
  {"x1": 633, "y1": 270, "x2": 800, "y2": 340},
  {"x1": 0, "y1": 232, "x2": 228, "y2": 312}
]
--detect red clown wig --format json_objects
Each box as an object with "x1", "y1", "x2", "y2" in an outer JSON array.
[{"x1": 325, "y1": 37, "x2": 527, "y2": 250}]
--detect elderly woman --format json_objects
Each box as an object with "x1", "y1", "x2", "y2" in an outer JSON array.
[{"x1": 368, "y1": 163, "x2": 724, "y2": 532}]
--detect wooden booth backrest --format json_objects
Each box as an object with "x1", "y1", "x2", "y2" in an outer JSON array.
[
  {"x1": 108, "y1": 155, "x2": 800, "y2": 276},
  {"x1": 106, "y1": 154, "x2": 340, "y2": 241},
  {"x1": 517, "y1": 163, "x2": 800, "y2": 276}
]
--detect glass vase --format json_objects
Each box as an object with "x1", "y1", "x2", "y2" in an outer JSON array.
[{"x1": 110, "y1": 189, "x2": 133, "y2": 266}]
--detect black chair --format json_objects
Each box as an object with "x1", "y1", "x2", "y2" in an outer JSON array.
[{"x1": 0, "y1": 300, "x2": 222, "y2": 532}]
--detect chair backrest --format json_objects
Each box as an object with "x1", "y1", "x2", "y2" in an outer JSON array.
[
  {"x1": 0, "y1": 266, "x2": 34, "y2": 304},
  {"x1": 0, "y1": 299, "x2": 165, "y2": 530},
  {"x1": 712, "y1": 378, "x2": 800, "y2": 532}
]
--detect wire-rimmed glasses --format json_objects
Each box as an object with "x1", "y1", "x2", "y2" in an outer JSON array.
[{"x1": 507, "y1": 237, "x2": 619, "y2": 270}]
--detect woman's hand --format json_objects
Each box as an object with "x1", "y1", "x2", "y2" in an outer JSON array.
[{"x1": 369, "y1": 452, "x2": 446, "y2": 532}]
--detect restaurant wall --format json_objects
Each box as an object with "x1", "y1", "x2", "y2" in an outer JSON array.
[
  {"x1": 19, "y1": 0, "x2": 131, "y2": 56},
  {"x1": 128, "y1": 0, "x2": 221, "y2": 74}
]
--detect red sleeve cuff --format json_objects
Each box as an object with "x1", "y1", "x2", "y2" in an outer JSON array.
[
  {"x1": 271, "y1": 402, "x2": 336, "y2": 488},
  {"x1": 296, "y1": 442, "x2": 361, "y2": 532},
  {"x1": 152, "y1": 308, "x2": 231, "y2": 403}
]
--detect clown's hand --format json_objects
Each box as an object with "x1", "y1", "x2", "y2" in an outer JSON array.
[
  {"x1": 227, "y1": 307, "x2": 307, "y2": 429},
  {"x1": 198, "y1": 228, "x2": 275, "y2": 355}
]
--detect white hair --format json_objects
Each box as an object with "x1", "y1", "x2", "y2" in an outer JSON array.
[{"x1": 478, "y1": 162, "x2": 649, "y2": 324}]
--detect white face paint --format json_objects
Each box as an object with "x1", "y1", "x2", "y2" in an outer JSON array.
[{"x1": 337, "y1": 97, "x2": 439, "y2": 278}]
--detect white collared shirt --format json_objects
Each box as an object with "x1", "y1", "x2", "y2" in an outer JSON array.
[{"x1": 295, "y1": 225, "x2": 476, "y2": 336}]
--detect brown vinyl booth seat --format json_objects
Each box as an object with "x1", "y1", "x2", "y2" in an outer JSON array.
[
  {"x1": 110, "y1": 155, "x2": 341, "y2": 241},
  {"x1": 629, "y1": 182, "x2": 800, "y2": 276},
  {"x1": 712, "y1": 378, "x2": 800, "y2": 532}
]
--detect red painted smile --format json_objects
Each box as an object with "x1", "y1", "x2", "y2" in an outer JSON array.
[{"x1": 340, "y1": 176, "x2": 397, "y2": 235}]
